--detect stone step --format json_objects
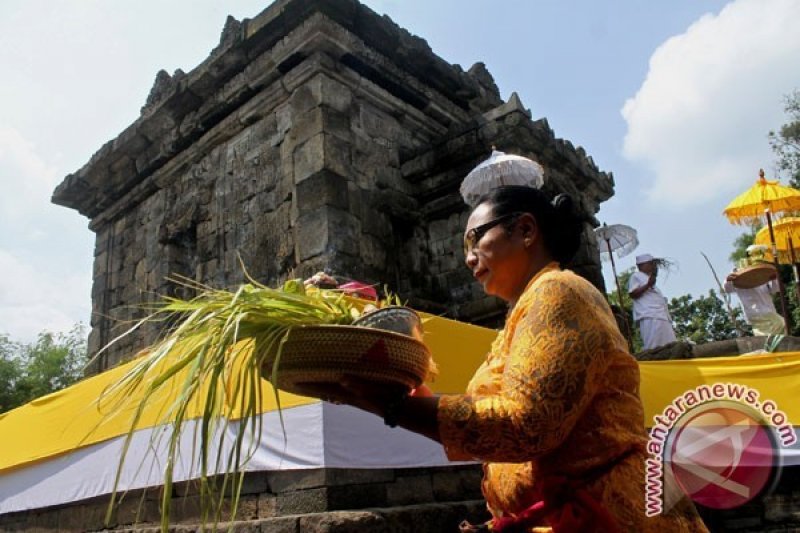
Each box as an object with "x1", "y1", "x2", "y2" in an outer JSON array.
[{"x1": 99, "y1": 500, "x2": 489, "y2": 533}]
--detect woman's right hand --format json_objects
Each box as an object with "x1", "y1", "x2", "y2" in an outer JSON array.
[{"x1": 303, "y1": 272, "x2": 338, "y2": 289}]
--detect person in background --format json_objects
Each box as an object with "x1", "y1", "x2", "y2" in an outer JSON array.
[
  {"x1": 628, "y1": 254, "x2": 677, "y2": 350},
  {"x1": 724, "y1": 260, "x2": 784, "y2": 336}
]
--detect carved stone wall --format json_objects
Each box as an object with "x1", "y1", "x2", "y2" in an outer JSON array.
[{"x1": 53, "y1": 0, "x2": 614, "y2": 372}]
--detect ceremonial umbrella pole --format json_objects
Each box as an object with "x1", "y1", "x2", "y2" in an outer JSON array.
[
  {"x1": 594, "y1": 223, "x2": 639, "y2": 345},
  {"x1": 790, "y1": 236, "x2": 800, "y2": 301},
  {"x1": 724, "y1": 170, "x2": 800, "y2": 334}
]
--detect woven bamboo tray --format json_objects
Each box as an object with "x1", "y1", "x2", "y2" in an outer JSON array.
[
  {"x1": 260, "y1": 324, "x2": 431, "y2": 395},
  {"x1": 731, "y1": 263, "x2": 777, "y2": 289}
]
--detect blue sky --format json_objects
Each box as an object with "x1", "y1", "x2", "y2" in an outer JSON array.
[{"x1": 1, "y1": 0, "x2": 799, "y2": 342}]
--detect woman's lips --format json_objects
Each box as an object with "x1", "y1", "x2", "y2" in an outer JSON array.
[{"x1": 474, "y1": 269, "x2": 487, "y2": 281}]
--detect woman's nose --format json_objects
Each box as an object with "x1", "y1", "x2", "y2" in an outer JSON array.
[{"x1": 465, "y1": 249, "x2": 478, "y2": 268}]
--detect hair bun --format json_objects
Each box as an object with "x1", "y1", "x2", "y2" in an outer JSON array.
[{"x1": 551, "y1": 193, "x2": 574, "y2": 213}]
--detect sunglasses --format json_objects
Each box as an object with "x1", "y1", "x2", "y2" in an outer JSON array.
[{"x1": 463, "y1": 212, "x2": 523, "y2": 256}]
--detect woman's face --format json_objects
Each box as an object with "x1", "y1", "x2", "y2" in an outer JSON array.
[{"x1": 463, "y1": 203, "x2": 532, "y2": 302}]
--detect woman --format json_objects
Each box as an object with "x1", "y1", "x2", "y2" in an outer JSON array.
[{"x1": 304, "y1": 186, "x2": 707, "y2": 532}]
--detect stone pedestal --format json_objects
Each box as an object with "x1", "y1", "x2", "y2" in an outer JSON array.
[{"x1": 0, "y1": 466, "x2": 489, "y2": 532}]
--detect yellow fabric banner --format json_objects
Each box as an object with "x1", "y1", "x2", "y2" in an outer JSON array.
[
  {"x1": 1, "y1": 312, "x2": 798, "y2": 474},
  {"x1": 638, "y1": 351, "x2": 800, "y2": 428}
]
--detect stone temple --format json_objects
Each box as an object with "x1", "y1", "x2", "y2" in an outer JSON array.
[
  {"x1": 25, "y1": 3, "x2": 772, "y2": 533},
  {"x1": 53, "y1": 0, "x2": 614, "y2": 374},
  {"x1": 25, "y1": 4, "x2": 798, "y2": 531}
]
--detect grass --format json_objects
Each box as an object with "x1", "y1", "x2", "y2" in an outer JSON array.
[{"x1": 91, "y1": 271, "x2": 369, "y2": 531}]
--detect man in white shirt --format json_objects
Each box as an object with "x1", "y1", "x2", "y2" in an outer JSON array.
[
  {"x1": 628, "y1": 253, "x2": 677, "y2": 350},
  {"x1": 724, "y1": 272, "x2": 784, "y2": 336}
]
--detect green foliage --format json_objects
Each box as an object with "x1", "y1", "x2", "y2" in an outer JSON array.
[
  {"x1": 669, "y1": 290, "x2": 749, "y2": 344},
  {"x1": 729, "y1": 225, "x2": 760, "y2": 265},
  {"x1": 783, "y1": 279, "x2": 800, "y2": 337},
  {"x1": 0, "y1": 324, "x2": 88, "y2": 414},
  {"x1": 0, "y1": 335, "x2": 29, "y2": 413},
  {"x1": 607, "y1": 268, "x2": 642, "y2": 352},
  {"x1": 769, "y1": 89, "x2": 800, "y2": 188}
]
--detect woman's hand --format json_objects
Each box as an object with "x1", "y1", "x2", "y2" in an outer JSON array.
[
  {"x1": 303, "y1": 272, "x2": 339, "y2": 289},
  {"x1": 290, "y1": 379, "x2": 442, "y2": 443},
  {"x1": 290, "y1": 377, "x2": 409, "y2": 417}
]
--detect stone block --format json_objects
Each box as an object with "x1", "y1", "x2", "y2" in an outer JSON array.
[
  {"x1": 295, "y1": 207, "x2": 359, "y2": 261},
  {"x1": 358, "y1": 104, "x2": 402, "y2": 142},
  {"x1": 349, "y1": 147, "x2": 388, "y2": 190},
  {"x1": 324, "y1": 468, "x2": 395, "y2": 486},
  {"x1": 216, "y1": 521, "x2": 262, "y2": 533},
  {"x1": 327, "y1": 482, "x2": 388, "y2": 510},
  {"x1": 254, "y1": 515, "x2": 300, "y2": 533},
  {"x1": 170, "y1": 494, "x2": 202, "y2": 523},
  {"x1": 292, "y1": 133, "x2": 324, "y2": 182},
  {"x1": 104, "y1": 156, "x2": 137, "y2": 199},
  {"x1": 268, "y1": 469, "x2": 327, "y2": 493},
  {"x1": 309, "y1": 74, "x2": 353, "y2": 114},
  {"x1": 359, "y1": 235, "x2": 387, "y2": 269},
  {"x1": 26, "y1": 508, "x2": 59, "y2": 530},
  {"x1": 431, "y1": 467, "x2": 483, "y2": 502},
  {"x1": 289, "y1": 84, "x2": 319, "y2": 115},
  {"x1": 295, "y1": 208, "x2": 329, "y2": 260},
  {"x1": 275, "y1": 487, "x2": 329, "y2": 515},
  {"x1": 113, "y1": 492, "x2": 161, "y2": 527},
  {"x1": 227, "y1": 495, "x2": 261, "y2": 521},
  {"x1": 289, "y1": 106, "x2": 351, "y2": 146},
  {"x1": 240, "y1": 473, "x2": 270, "y2": 496},
  {"x1": 293, "y1": 133, "x2": 351, "y2": 185},
  {"x1": 258, "y1": 494, "x2": 279, "y2": 518},
  {"x1": 57, "y1": 500, "x2": 108, "y2": 531},
  {"x1": 295, "y1": 170, "x2": 350, "y2": 214},
  {"x1": 386, "y1": 474, "x2": 434, "y2": 506},
  {"x1": 276, "y1": 102, "x2": 293, "y2": 136},
  {"x1": 298, "y1": 510, "x2": 388, "y2": 533}
]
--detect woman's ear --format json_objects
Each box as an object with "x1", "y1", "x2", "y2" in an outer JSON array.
[{"x1": 516, "y1": 213, "x2": 537, "y2": 243}]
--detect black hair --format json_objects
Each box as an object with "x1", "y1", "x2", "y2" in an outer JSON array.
[{"x1": 475, "y1": 186, "x2": 583, "y2": 264}]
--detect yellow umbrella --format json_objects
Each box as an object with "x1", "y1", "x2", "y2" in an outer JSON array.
[
  {"x1": 755, "y1": 218, "x2": 800, "y2": 301},
  {"x1": 755, "y1": 217, "x2": 800, "y2": 264},
  {"x1": 723, "y1": 169, "x2": 800, "y2": 334},
  {"x1": 724, "y1": 171, "x2": 800, "y2": 224}
]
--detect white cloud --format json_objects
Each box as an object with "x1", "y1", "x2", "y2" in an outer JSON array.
[
  {"x1": 0, "y1": 126, "x2": 59, "y2": 223},
  {"x1": 622, "y1": 0, "x2": 800, "y2": 207},
  {"x1": 0, "y1": 127, "x2": 92, "y2": 342},
  {"x1": 0, "y1": 249, "x2": 90, "y2": 342}
]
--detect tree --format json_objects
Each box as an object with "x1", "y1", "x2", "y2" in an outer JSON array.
[
  {"x1": 729, "y1": 225, "x2": 760, "y2": 265},
  {"x1": 769, "y1": 89, "x2": 800, "y2": 187},
  {"x1": 24, "y1": 325, "x2": 88, "y2": 399},
  {"x1": 0, "y1": 335, "x2": 28, "y2": 413},
  {"x1": 0, "y1": 324, "x2": 89, "y2": 414},
  {"x1": 669, "y1": 291, "x2": 749, "y2": 344},
  {"x1": 608, "y1": 268, "x2": 642, "y2": 352}
]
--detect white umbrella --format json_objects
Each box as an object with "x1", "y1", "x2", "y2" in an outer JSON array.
[
  {"x1": 594, "y1": 223, "x2": 639, "y2": 347},
  {"x1": 595, "y1": 224, "x2": 639, "y2": 259},
  {"x1": 460, "y1": 149, "x2": 544, "y2": 206}
]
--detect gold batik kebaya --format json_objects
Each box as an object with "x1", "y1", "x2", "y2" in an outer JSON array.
[{"x1": 438, "y1": 263, "x2": 708, "y2": 532}]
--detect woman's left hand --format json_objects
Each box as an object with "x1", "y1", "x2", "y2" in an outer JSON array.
[{"x1": 290, "y1": 377, "x2": 407, "y2": 417}]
